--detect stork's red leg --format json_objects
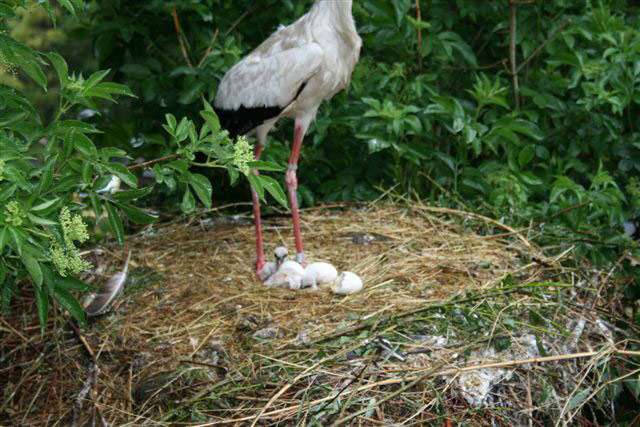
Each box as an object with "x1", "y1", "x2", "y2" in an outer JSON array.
[
  {"x1": 286, "y1": 122, "x2": 306, "y2": 264},
  {"x1": 252, "y1": 143, "x2": 266, "y2": 274}
]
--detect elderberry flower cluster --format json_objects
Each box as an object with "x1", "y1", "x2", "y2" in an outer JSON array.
[
  {"x1": 232, "y1": 136, "x2": 254, "y2": 175},
  {"x1": 50, "y1": 207, "x2": 92, "y2": 276},
  {"x1": 4, "y1": 201, "x2": 24, "y2": 226}
]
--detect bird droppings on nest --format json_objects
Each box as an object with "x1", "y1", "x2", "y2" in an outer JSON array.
[
  {"x1": 3, "y1": 203, "x2": 636, "y2": 426},
  {"x1": 252, "y1": 327, "x2": 281, "y2": 341}
]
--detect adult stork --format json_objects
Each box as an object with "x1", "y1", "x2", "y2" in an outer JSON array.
[{"x1": 214, "y1": 0, "x2": 362, "y2": 277}]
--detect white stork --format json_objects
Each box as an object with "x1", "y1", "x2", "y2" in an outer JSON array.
[{"x1": 214, "y1": 0, "x2": 362, "y2": 278}]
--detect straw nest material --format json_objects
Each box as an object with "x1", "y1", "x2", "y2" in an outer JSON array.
[{"x1": 1, "y1": 202, "x2": 637, "y2": 426}]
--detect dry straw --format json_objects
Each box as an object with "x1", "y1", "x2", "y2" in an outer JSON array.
[{"x1": 1, "y1": 200, "x2": 638, "y2": 425}]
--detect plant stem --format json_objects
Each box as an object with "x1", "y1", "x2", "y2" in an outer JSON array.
[
  {"x1": 171, "y1": 6, "x2": 193, "y2": 68},
  {"x1": 127, "y1": 154, "x2": 179, "y2": 170},
  {"x1": 509, "y1": 0, "x2": 520, "y2": 110},
  {"x1": 415, "y1": 0, "x2": 423, "y2": 69}
]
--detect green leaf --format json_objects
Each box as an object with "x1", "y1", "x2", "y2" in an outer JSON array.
[
  {"x1": 165, "y1": 114, "x2": 177, "y2": 134},
  {"x1": 258, "y1": 175, "x2": 289, "y2": 209},
  {"x1": 106, "y1": 163, "x2": 138, "y2": 189},
  {"x1": 247, "y1": 174, "x2": 265, "y2": 200},
  {"x1": 84, "y1": 69, "x2": 110, "y2": 89},
  {"x1": 180, "y1": 188, "x2": 196, "y2": 213},
  {"x1": 37, "y1": 156, "x2": 57, "y2": 195},
  {"x1": 21, "y1": 253, "x2": 43, "y2": 287},
  {"x1": 52, "y1": 286, "x2": 86, "y2": 326},
  {"x1": 55, "y1": 275, "x2": 95, "y2": 292},
  {"x1": 0, "y1": 35, "x2": 48, "y2": 90},
  {"x1": 46, "y1": 52, "x2": 69, "y2": 88},
  {"x1": 0, "y1": 2, "x2": 16, "y2": 18},
  {"x1": 0, "y1": 184, "x2": 17, "y2": 202},
  {"x1": 90, "y1": 81, "x2": 136, "y2": 98},
  {"x1": 0, "y1": 227, "x2": 8, "y2": 252},
  {"x1": 105, "y1": 202, "x2": 125, "y2": 247},
  {"x1": 112, "y1": 186, "x2": 154, "y2": 202},
  {"x1": 72, "y1": 132, "x2": 98, "y2": 157},
  {"x1": 188, "y1": 173, "x2": 212, "y2": 208},
  {"x1": 518, "y1": 145, "x2": 536, "y2": 168},
  {"x1": 9, "y1": 227, "x2": 23, "y2": 256},
  {"x1": 27, "y1": 213, "x2": 58, "y2": 226},
  {"x1": 200, "y1": 110, "x2": 221, "y2": 133},
  {"x1": 118, "y1": 203, "x2": 158, "y2": 225},
  {"x1": 59, "y1": 0, "x2": 76, "y2": 15},
  {"x1": 566, "y1": 388, "x2": 592, "y2": 411},
  {"x1": 35, "y1": 284, "x2": 49, "y2": 334},
  {"x1": 247, "y1": 161, "x2": 285, "y2": 172},
  {"x1": 31, "y1": 197, "x2": 59, "y2": 212},
  {"x1": 227, "y1": 166, "x2": 239, "y2": 186}
]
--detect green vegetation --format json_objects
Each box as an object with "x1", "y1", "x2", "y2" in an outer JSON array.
[
  {"x1": 1, "y1": 0, "x2": 640, "y2": 424},
  {"x1": 0, "y1": 0, "x2": 283, "y2": 328}
]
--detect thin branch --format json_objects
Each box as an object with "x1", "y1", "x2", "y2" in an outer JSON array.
[
  {"x1": 415, "y1": 0, "x2": 423, "y2": 69},
  {"x1": 509, "y1": 0, "x2": 520, "y2": 109},
  {"x1": 224, "y1": 1, "x2": 279, "y2": 37},
  {"x1": 198, "y1": 28, "x2": 219, "y2": 68},
  {"x1": 315, "y1": 362, "x2": 371, "y2": 414},
  {"x1": 517, "y1": 20, "x2": 571, "y2": 74},
  {"x1": 127, "y1": 154, "x2": 179, "y2": 171},
  {"x1": 171, "y1": 6, "x2": 193, "y2": 68}
]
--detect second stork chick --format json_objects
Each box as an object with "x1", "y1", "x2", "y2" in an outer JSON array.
[
  {"x1": 301, "y1": 262, "x2": 338, "y2": 289},
  {"x1": 263, "y1": 246, "x2": 304, "y2": 289}
]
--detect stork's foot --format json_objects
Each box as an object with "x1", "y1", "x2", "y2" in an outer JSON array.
[{"x1": 295, "y1": 252, "x2": 305, "y2": 266}]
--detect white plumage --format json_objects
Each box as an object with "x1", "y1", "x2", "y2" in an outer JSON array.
[
  {"x1": 258, "y1": 246, "x2": 290, "y2": 281},
  {"x1": 84, "y1": 252, "x2": 131, "y2": 316},
  {"x1": 302, "y1": 262, "x2": 338, "y2": 289},
  {"x1": 214, "y1": 0, "x2": 361, "y2": 124},
  {"x1": 331, "y1": 271, "x2": 363, "y2": 295},
  {"x1": 264, "y1": 260, "x2": 305, "y2": 290},
  {"x1": 214, "y1": 0, "x2": 362, "y2": 273}
]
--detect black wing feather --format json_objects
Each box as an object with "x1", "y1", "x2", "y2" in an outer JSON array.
[{"x1": 213, "y1": 82, "x2": 308, "y2": 139}]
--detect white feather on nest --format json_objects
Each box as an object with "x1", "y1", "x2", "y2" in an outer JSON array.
[{"x1": 84, "y1": 252, "x2": 131, "y2": 317}]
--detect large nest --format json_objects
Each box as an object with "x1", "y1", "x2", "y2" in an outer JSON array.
[{"x1": 1, "y1": 202, "x2": 637, "y2": 426}]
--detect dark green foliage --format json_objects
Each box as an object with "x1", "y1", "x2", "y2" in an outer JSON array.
[
  {"x1": 1, "y1": 0, "x2": 284, "y2": 330},
  {"x1": 76, "y1": 1, "x2": 639, "y2": 246}
]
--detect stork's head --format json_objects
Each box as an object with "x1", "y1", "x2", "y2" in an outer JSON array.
[{"x1": 274, "y1": 246, "x2": 289, "y2": 266}]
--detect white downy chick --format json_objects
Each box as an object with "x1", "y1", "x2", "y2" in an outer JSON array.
[
  {"x1": 259, "y1": 246, "x2": 290, "y2": 282},
  {"x1": 264, "y1": 260, "x2": 304, "y2": 289},
  {"x1": 331, "y1": 271, "x2": 363, "y2": 295},
  {"x1": 302, "y1": 262, "x2": 338, "y2": 289}
]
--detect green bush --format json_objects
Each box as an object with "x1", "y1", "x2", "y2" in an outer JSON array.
[
  {"x1": 76, "y1": 2, "x2": 638, "y2": 217},
  {"x1": 0, "y1": 0, "x2": 284, "y2": 330}
]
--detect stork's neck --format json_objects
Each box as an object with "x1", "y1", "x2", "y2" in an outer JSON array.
[{"x1": 312, "y1": 0, "x2": 357, "y2": 37}]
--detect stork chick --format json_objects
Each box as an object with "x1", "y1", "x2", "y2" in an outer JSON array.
[
  {"x1": 331, "y1": 271, "x2": 363, "y2": 295},
  {"x1": 264, "y1": 261, "x2": 304, "y2": 290},
  {"x1": 302, "y1": 262, "x2": 338, "y2": 289},
  {"x1": 263, "y1": 247, "x2": 304, "y2": 289},
  {"x1": 258, "y1": 246, "x2": 289, "y2": 281}
]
